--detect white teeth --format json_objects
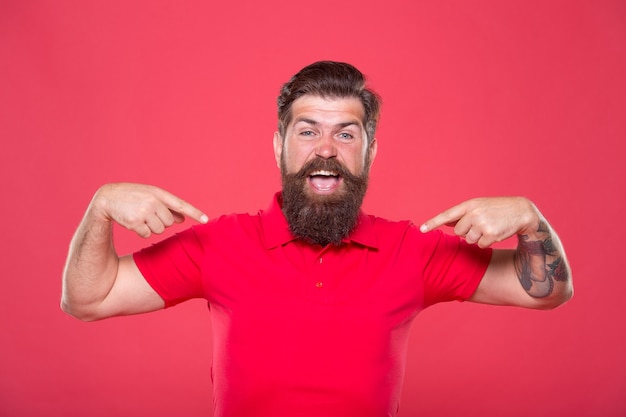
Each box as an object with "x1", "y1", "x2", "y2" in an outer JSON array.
[{"x1": 310, "y1": 170, "x2": 338, "y2": 177}]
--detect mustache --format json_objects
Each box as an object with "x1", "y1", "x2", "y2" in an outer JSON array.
[{"x1": 292, "y1": 157, "x2": 357, "y2": 180}]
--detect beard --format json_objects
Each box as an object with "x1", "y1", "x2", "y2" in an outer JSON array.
[{"x1": 280, "y1": 156, "x2": 369, "y2": 247}]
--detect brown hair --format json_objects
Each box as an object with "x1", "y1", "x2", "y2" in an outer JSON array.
[{"x1": 277, "y1": 61, "x2": 381, "y2": 144}]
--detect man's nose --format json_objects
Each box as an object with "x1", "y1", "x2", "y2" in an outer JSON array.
[{"x1": 315, "y1": 134, "x2": 337, "y2": 159}]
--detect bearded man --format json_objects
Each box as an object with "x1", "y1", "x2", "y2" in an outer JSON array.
[{"x1": 62, "y1": 61, "x2": 572, "y2": 417}]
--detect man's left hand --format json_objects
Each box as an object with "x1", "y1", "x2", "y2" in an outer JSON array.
[{"x1": 419, "y1": 197, "x2": 540, "y2": 248}]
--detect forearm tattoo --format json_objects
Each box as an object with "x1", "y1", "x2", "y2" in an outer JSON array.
[{"x1": 514, "y1": 220, "x2": 569, "y2": 298}]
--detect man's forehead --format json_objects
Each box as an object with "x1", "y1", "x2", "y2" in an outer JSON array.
[{"x1": 290, "y1": 95, "x2": 365, "y2": 125}]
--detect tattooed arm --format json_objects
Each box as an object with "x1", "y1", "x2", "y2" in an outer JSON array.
[
  {"x1": 420, "y1": 197, "x2": 573, "y2": 309},
  {"x1": 514, "y1": 220, "x2": 570, "y2": 299}
]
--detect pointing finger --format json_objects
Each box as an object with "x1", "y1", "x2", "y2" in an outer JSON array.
[
  {"x1": 157, "y1": 189, "x2": 209, "y2": 224},
  {"x1": 420, "y1": 202, "x2": 468, "y2": 233}
]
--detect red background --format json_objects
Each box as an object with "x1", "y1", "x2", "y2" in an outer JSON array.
[{"x1": 1, "y1": 1, "x2": 625, "y2": 416}]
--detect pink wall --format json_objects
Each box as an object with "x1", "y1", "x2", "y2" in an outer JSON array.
[{"x1": 1, "y1": 1, "x2": 625, "y2": 416}]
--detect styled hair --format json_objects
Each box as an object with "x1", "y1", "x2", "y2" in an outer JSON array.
[{"x1": 277, "y1": 61, "x2": 381, "y2": 144}]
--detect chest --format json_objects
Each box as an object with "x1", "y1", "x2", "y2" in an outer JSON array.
[{"x1": 210, "y1": 240, "x2": 421, "y2": 302}]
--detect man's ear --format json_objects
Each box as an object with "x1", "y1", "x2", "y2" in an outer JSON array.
[
  {"x1": 367, "y1": 138, "x2": 378, "y2": 169},
  {"x1": 273, "y1": 131, "x2": 283, "y2": 169}
]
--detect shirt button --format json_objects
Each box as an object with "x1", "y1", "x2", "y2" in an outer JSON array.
[{"x1": 315, "y1": 281, "x2": 323, "y2": 288}]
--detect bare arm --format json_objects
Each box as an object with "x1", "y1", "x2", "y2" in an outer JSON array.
[
  {"x1": 61, "y1": 183, "x2": 208, "y2": 321},
  {"x1": 420, "y1": 197, "x2": 573, "y2": 309}
]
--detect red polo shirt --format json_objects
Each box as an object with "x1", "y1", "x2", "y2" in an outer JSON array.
[{"x1": 133, "y1": 193, "x2": 492, "y2": 417}]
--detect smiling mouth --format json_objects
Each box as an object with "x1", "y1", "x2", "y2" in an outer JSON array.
[{"x1": 308, "y1": 170, "x2": 341, "y2": 193}]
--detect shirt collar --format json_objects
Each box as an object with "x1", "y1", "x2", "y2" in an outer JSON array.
[{"x1": 260, "y1": 192, "x2": 379, "y2": 250}]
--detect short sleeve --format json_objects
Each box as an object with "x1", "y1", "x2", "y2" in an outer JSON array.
[
  {"x1": 133, "y1": 227, "x2": 205, "y2": 308},
  {"x1": 421, "y1": 230, "x2": 492, "y2": 307}
]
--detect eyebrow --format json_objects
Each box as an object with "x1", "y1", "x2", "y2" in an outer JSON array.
[{"x1": 293, "y1": 118, "x2": 362, "y2": 129}]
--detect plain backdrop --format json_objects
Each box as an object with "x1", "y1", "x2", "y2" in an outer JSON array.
[{"x1": 1, "y1": 1, "x2": 625, "y2": 416}]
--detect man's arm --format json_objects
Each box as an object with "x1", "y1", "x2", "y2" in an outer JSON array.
[
  {"x1": 420, "y1": 197, "x2": 573, "y2": 309},
  {"x1": 61, "y1": 183, "x2": 208, "y2": 321}
]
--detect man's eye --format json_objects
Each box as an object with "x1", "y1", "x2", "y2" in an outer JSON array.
[
  {"x1": 300, "y1": 131, "x2": 315, "y2": 136},
  {"x1": 338, "y1": 132, "x2": 354, "y2": 140}
]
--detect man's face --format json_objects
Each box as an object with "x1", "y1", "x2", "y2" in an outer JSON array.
[
  {"x1": 273, "y1": 95, "x2": 377, "y2": 196},
  {"x1": 273, "y1": 95, "x2": 378, "y2": 246}
]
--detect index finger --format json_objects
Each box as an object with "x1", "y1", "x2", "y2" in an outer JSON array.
[
  {"x1": 156, "y1": 188, "x2": 209, "y2": 224},
  {"x1": 419, "y1": 202, "x2": 468, "y2": 233}
]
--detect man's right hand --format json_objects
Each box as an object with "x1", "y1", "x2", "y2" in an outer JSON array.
[
  {"x1": 62, "y1": 183, "x2": 207, "y2": 321},
  {"x1": 92, "y1": 183, "x2": 208, "y2": 238}
]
